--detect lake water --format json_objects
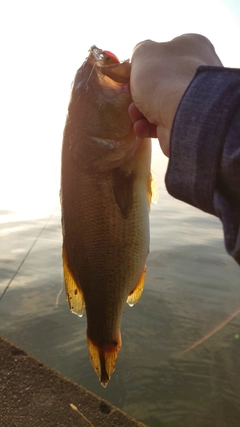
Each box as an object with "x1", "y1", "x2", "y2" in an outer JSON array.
[{"x1": 1, "y1": 155, "x2": 240, "y2": 427}]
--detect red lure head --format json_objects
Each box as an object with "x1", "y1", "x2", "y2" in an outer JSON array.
[
  {"x1": 89, "y1": 46, "x2": 120, "y2": 65},
  {"x1": 103, "y1": 51, "x2": 120, "y2": 64}
]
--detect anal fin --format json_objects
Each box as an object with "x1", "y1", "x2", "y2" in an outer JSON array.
[
  {"x1": 127, "y1": 265, "x2": 147, "y2": 307},
  {"x1": 62, "y1": 246, "x2": 85, "y2": 317}
]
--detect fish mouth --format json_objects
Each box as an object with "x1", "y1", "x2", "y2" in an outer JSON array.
[
  {"x1": 88, "y1": 45, "x2": 131, "y2": 84},
  {"x1": 89, "y1": 45, "x2": 120, "y2": 64},
  {"x1": 89, "y1": 45, "x2": 106, "y2": 62}
]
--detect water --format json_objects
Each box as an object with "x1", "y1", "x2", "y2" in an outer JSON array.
[{"x1": 1, "y1": 181, "x2": 240, "y2": 427}]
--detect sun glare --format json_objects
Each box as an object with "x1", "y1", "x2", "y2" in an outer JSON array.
[{"x1": 0, "y1": 0, "x2": 239, "y2": 216}]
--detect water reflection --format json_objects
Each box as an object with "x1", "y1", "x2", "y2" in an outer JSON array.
[{"x1": 0, "y1": 200, "x2": 240, "y2": 427}]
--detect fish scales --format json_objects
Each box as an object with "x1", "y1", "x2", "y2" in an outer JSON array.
[{"x1": 61, "y1": 46, "x2": 152, "y2": 386}]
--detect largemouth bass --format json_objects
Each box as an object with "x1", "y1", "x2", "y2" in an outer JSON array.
[{"x1": 61, "y1": 46, "x2": 152, "y2": 387}]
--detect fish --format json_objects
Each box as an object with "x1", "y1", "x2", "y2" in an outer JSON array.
[{"x1": 61, "y1": 46, "x2": 152, "y2": 387}]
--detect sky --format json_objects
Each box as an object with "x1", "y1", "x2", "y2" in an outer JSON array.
[{"x1": 0, "y1": 0, "x2": 240, "y2": 216}]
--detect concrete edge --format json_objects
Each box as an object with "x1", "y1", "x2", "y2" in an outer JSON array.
[{"x1": 0, "y1": 336, "x2": 147, "y2": 427}]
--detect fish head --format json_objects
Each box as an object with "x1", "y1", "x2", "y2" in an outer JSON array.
[{"x1": 64, "y1": 46, "x2": 139, "y2": 172}]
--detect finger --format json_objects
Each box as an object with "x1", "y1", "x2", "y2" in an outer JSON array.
[
  {"x1": 128, "y1": 102, "x2": 145, "y2": 123},
  {"x1": 133, "y1": 118, "x2": 158, "y2": 139}
]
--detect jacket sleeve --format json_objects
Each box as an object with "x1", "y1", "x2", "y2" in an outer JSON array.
[{"x1": 165, "y1": 66, "x2": 240, "y2": 264}]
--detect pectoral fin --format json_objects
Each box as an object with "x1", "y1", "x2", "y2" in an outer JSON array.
[
  {"x1": 127, "y1": 265, "x2": 147, "y2": 307},
  {"x1": 113, "y1": 168, "x2": 135, "y2": 219},
  {"x1": 62, "y1": 246, "x2": 85, "y2": 317}
]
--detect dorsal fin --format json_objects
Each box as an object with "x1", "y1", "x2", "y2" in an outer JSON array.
[
  {"x1": 147, "y1": 171, "x2": 159, "y2": 210},
  {"x1": 62, "y1": 246, "x2": 85, "y2": 317}
]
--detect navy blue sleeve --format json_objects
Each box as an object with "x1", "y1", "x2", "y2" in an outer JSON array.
[{"x1": 165, "y1": 66, "x2": 240, "y2": 264}]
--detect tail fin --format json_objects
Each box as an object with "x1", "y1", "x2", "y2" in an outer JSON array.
[{"x1": 87, "y1": 333, "x2": 122, "y2": 387}]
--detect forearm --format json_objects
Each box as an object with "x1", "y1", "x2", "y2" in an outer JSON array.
[{"x1": 165, "y1": 66, "x2": 240, "y2": 263}]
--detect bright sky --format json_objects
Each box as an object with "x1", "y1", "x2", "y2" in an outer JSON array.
[{"x1": 0, "y1": 0, "x2": 240, "y2": 215}]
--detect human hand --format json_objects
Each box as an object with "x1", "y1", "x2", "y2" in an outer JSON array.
[{"x1": 129, "y1": 34, "x2": 223, "y2": 156}]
